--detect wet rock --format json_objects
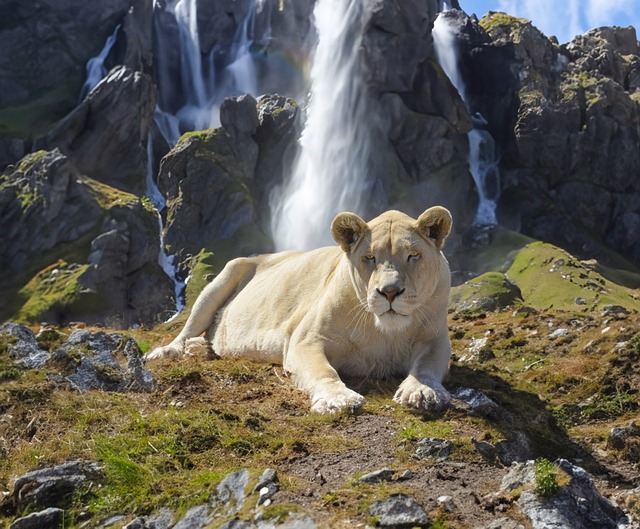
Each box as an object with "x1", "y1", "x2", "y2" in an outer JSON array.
[
  {"x1": 54, "y1": 330, "x2": 155, "y2": 392},
  {"x1": 0, "y1": 323, "x2": 50, "y2": 368},
  {"x1": 8, "y1": 507, "x2": 64, "y2": 529},
  {"x1": 368, "y1": 493, "x2": 430, "y2": 528}
]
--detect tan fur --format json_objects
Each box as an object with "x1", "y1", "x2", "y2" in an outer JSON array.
[{"x1": 147, "y1": 207, "x2": 453, "y2": 414}]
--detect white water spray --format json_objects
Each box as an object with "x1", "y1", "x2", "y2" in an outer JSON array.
[
  {"x1": 79, "y1": 24, "x2": 121, "y2": 101},
  {"x1": 153, "y1": 0, "x2": 261, "y2": 145},
  {"x1": 270, "y1": 0, "x2": 374, "y2": 251},
  {"x1": 433, "y1": 11, "x2": 500, "y2": 227}
]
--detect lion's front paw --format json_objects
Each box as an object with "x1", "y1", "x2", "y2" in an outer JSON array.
[
  {"x1": 311, "y1": 385, "x2": 365, "y2": 414},
  {"x1": 393, "y1": 376, "x2": 450, "y2": 411},
  {"x1": 145, "y1": 341, "x2": 184, "y2": 361}
]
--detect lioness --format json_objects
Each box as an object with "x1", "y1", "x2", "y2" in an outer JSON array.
[{"x1": 147, "y1": 207, "x2": 453, "y2": 414}]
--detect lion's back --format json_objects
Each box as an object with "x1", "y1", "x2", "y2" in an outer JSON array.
[{"x1": 210, "y1": 246, "x2": 344, "y2": 361}]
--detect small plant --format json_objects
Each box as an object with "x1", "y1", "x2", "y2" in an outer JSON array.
[{"x1": 533, "y1": 458, "x2": 560, "y2": 497}]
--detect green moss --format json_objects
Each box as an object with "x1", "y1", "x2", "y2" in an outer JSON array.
[
  {"x1": 450, "y1": 271, "x2": 522, "y2": 312},
  {"x1": 15, "y1": 261, "x2": 106, "y2": 324},
  {"x1": 479, "y1": 12, "x2": 531, "y2": 39},
  {"x1": 505, "y1": 242, "x2": 639, "y2": 311},
  {"x1": 15, "y1": 150, "x2": 48, "y2": 173}
]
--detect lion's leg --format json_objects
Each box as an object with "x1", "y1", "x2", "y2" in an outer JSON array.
[
  {"x1": 146, "y1": 259, "x2": 256, "y2": 360},
  {"x1": 285, "y1": 341, "x2": 365, "y2": 414},
  {"x1": 393, "y1": 334, "x2": 452, "y2": 411}
]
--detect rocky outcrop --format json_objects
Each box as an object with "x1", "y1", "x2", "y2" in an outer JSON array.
[
  {"x1": 449, "y1": 11, "x2": 640, "y2": 267},
  {"x1": 159, "y1": 93, "x2": 299, "y2": 257},
  {"x1": 0, "y1": 0, "x2": 131, "y2": 140},
  {"x1": 0, "y1": 149, "x2": 174, "y2": 326},
  {"x1": 40, "y1": 65, "x2": 156, "y2": 195}
]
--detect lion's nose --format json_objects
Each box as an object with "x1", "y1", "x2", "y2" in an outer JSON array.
[{"x1": 377, "y1": 287, "x2": 405, "y2": 303}]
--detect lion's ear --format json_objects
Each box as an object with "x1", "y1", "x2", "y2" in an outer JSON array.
[
  {"x1": 416, "y1": 206, "x2": 452, "y2": 250},
  {"x1": 331, "y1": 212, "x2": 368, "y2": 252}
]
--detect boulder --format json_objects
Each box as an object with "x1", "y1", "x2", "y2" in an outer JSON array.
[
  {"x1": 8, "y1": 508, "x2": 64, "y2": 529},
  {"x1": 368, "y1": 493, "x2": 430, "y2": 528},
  {"x1": 5, "y1": 461, "x2": 103, "y2": 512},
  {"x1": 501, "y1": 459, "x2": 630, "y2": 528}
]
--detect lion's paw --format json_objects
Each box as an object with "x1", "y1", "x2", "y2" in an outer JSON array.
[
  {"x1": 393, "y1": 377, "x2": 450, "y2": 411},
  {"x1": 145, "y1": 342, "x2": 184, "y2": 361},
  {"x1": 311, "y1": 386, "x2": 365, "y2": 414}
]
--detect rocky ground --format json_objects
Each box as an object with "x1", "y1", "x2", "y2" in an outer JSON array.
[{"x1": 1, "y1": 240, "x2": 639, "y2": 529}]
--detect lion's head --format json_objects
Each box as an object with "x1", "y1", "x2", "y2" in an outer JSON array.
[{"x1": 331, "y1": 207, "x2": 452, "y2": 332}]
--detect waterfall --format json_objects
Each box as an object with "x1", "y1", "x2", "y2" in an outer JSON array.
[
  {"x1": 152, "y1": 0, "x2": 261, "y2": 145},
  {"x1": 270, "y1": 0, "x2": 375, "y2": 251},
  {"x1": 78, "y1": 24, "x2": 121, "y2": 101},
  {"x1": 433, "y1": 11, "x2": 500, "y2": 227}
]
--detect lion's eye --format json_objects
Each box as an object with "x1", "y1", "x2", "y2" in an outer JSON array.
[
  {"x1": 363, "y1": 254, "x2": 376, "y2": 264},
  {"x1": 407, "y1": 252, "x2": 420, "y2": 262}
]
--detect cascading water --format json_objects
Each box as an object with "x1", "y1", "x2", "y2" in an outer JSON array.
[
  {"x1": 433, "y1": 10, "x2": 500, "y2": 227},
  {"x1": 270, "y1": 0, "x2": 375, "y2": 251},
  {"x1": 78, "y1": 24, "x2": 121, "y2": 101},
  {"x1": 153, "y1": 0, "x2": 262, "y2": 145}
]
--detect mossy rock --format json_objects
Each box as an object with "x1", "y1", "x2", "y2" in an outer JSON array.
[
  {"x1": 505, "y1": 242, "x2": 640, "y2": 312},
  {"x1": 450, "y1": 271, "x2": 523, "y2": 312}
]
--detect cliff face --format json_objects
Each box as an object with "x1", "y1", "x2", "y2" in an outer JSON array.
[
  {"x1": 449, "y1": 11, "x2": 640, "y2": 267},
  {"x1": 0, "y1": 0, "x2": 639, "y2": 325}
]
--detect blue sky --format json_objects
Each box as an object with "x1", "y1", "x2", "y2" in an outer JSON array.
[{"x1": 459, "y1": 0, "x2": 640, "y2": 44}]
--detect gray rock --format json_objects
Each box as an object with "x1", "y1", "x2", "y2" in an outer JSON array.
[
  {"x1": 368, "y1": 493, "x2": 430, "y2": 528},
  {"x1": 9, "y1": 461, "x2": 103, "y2": 512},
  {"x1": 0, "y1": 323, "x2": 50, "y2": 368},
  {"x1": 356, "y1": 468, "x2": 395, "y2": 484},
  {"x1": 607, "y1": 422, "x2": 640, "y2": 450},
  {"x1": 502, "y1": 459, "x2": 630, "y2": 528},
  {"x1": 41, "y1": 65, "x2": 156, "y2": 195},
  {"x1": 253, "y1": 468, "x2": 278, "y2": 493},
  {"x1": 413, "y1": 438, "x2": 451, "y2": 461},
  {"x1": 55, "y1": 330, "x2": 155, "y2": 392},
  {"x1": 123, "y1": 508, "x2": 174, "y2": 529},
  {"x1": 173, "y1": 505, "x2": 212, "y2": 529},
  {"x1": 453, "y1": 387, "x2": 503, "y2": 419},
  {"x1": 8, "y1": 507, "x2": 64, "y2": 529},
  {"x1": 211, "y1": 469, "x2": 251, "y2": 517}
]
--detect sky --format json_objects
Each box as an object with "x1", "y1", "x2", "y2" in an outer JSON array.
[{"x1": 459, "y1": 0, "x2": 640, "y2": 44}]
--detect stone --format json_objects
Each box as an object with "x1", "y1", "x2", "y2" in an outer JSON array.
[
  {"x1": 355, "y1": 468, "x2": 395, "y2": 484},
  {"x1": 502, "y1": 459, "x2": 630, "y2": 528},
  {"x1": 414, "y1": 438, "x2": 451, "y2": 461},
  {"x1": 0, "y1": 322, "x2": 50, "y2": 368},
  {"x1": 368, "y1": 493, "x2": 430, "y2": 528},
  {"x1": 54, "y1": 330, "x2": 155, "y2": 392},
  {"x1": 607, "y1": 422, "x2": 640, "y2": 450},
  {"x1": 211, "y1": 469, "x2": 251, "y2": 516},
  {"x1": 41, "y1": 65, "x2": 156, "y2": 195},
  {"x1": 173, "y1": 505, "x2": 212, "y2": 529},
  {"x1": 8, "y1": 461, "x2": 103, "y2": 512},
  {"x1": 8, "y1": 507, "x2": 64, "y2": 529},
  {"x1": 453, "y1": 387, "x2": 503, "y2": 419}
]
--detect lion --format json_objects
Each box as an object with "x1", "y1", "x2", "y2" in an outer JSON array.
[{"x1": 147, "y1": 207, "x2": 453, "y2": 414}]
